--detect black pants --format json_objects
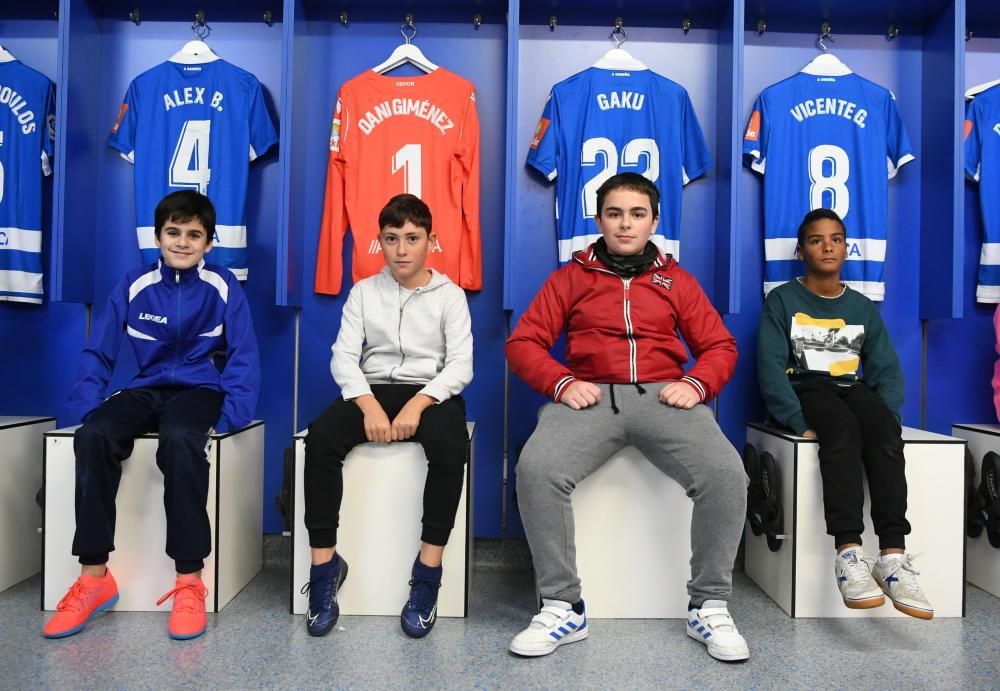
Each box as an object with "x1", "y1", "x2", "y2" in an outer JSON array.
[
  {"x1": 72, "y1": 387, "x2": 224, "y2": 574},
  {"x1": 795, "y1": 379, "x2": 909, "y2": 550},
  {"x1": 304, "y1": 384, "x2": 468, "y2": 548}
]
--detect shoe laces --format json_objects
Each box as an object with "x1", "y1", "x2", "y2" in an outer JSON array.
[
  {"x1": 841, "y1": 551, "x2": 876, "y2": 581},
  {"x1": 882, "y1": 553, "x2": 923, "y2": 594},
  {"x1": 406, "y1": 576, "x2": 441, "y2": 612},
  {"x1": 156, "y1": 580, "x2": 208, "y2": 613},
  {"x1": 301, "y1": 569, "x2": 340, "y2": 610},
  {"x1": 56, "y1": 579, "x2": 94, "y2": 613}
]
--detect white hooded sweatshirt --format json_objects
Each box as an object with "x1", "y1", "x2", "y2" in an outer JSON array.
[{"x1": 331, "y1": 267, "x2": 473, "y2": 403}]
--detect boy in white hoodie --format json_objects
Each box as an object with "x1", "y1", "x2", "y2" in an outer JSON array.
[{"x1": 303, "y1": 193, "x2": 473, "y2": 639}]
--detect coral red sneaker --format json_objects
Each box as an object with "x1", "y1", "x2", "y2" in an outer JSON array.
[
  {"x1": 157, "y1": 575, "x2": 209, "y2": 640},
  {"x1": 43, "y1": 570, "x2": 120, "y2": 638}
]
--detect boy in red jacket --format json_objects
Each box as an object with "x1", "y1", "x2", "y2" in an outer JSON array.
[{"x1": 506, "y1": 173, "x2": 748, "y2": 662}]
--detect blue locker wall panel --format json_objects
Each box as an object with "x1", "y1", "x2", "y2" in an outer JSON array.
[
  {"x1": 57, "y1": 7, "x2": 295, "y2": 533},
  {"x1": 720, "y1": 28, "x2": 926, "y2": 447},
  {"x1": 924, "y1": 28, "x2": 1000, "y2": 432},
  {"x1": 287, "y1": 16, "x2": 508, "y2": 537},
  {"x1": 0, "y1": 16, "x2": 86, "y2": 418}
]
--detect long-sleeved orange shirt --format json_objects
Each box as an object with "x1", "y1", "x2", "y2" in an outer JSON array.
[{"x1": 315, "y1": 67, "x2": 481, "y2": 295}]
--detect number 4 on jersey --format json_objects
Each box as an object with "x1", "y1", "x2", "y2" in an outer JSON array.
[{"x1": 170, "y1": 120, "x2": 212, "y2": 195}]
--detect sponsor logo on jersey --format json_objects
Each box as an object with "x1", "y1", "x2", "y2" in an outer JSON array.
[
  {"x1": 611, "y1": 72, "x2": 631, "y2": 77},
  {"x1": 964, "y1": 120, "x2": 973, "y2": 140},
  {"x1": 138, "y1": 312, "x2": 168, "y2": 324},
  {"x1": 395, "y1": 81, "x2": 416, "y2": 87},
  {"x1": 651, "y1": 273, "x2": 673, "y2": 291},
  {"x1": 530, "y1": 117, "x2": 550, "y2": 149},
  {"x1": 0, "y1": 82, "x2": 39, "y2": 134},
  {"x1": 330, "y1": 99, "x2": 343, "y2": 151},
  {"x1": 357, "y1": 98, "x2": 454, "y2": 136},
  {"x1": 789, "y1": 98, "x2": 867, "y2": 129},
  {"x1": 744, "y1": 111, "x2": 761, "y2": 141},
  {"x1": 112, "y1": 103, "x2": 128, "y2": 134},
  {"x1": 596, "y1": 91, "x2": 645, "y2": 111},
  {"x1": 163, "y1": 87, "x2": 225, "y2": 113},
  {"x1": 0, "y1": 230, "x2": 8, "y2": 246}
]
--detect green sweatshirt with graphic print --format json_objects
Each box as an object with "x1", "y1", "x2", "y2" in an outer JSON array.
[{"x1": 757, "y1": 279, "x2": 904, "y2": 435}]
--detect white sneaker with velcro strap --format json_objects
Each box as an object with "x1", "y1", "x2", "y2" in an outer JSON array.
[
  {"x1": 509, "y1": 598, "x2": 588, "y2": 657},
  {"x1": 686, "y1": 600, "x2": 750, "y2": 662}
]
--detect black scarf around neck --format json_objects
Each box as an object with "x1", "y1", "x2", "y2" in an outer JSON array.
[{"x1": 594, "y1": 237, "x2": 659, "y2": 278}]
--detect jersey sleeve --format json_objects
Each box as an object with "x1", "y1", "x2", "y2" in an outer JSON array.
[
  {"x1": 742, "y1": 93, "x2": 766, "y2": 174},
  {"x1": 456, "y1": 87, "x2": 482, "y2": 290},
  {"x1": 886, "y1": 92, "x2": 915, "y2": 179},
  {"x1": 248, "y1": 77, "x2": 278, "y2": 161},
  {"x1": 108, "y1": 80, "x2": 139, "y2": 163},
  {"x1": 315, "y1": 92, "x2": 351, "y2": 295},
  {"x1": 965, "y1": 99, "x2": 983, "y2": 182},
  {"x1": 41, "y1": 80, "x2": 55, "y2": 176},
  {"x1": 525, "y1": 91, "x2": 558, "y2": 180},
  {"x1": 680, "y1": 92, "x2": 712, "y2": 185}
]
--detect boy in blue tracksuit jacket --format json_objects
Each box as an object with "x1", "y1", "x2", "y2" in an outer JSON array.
[{"x1": 44, "y1": 191, "x2": 260, "y2": 641}]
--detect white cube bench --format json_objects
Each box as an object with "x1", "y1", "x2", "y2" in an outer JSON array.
[
  {"x1": 290, "y1": 422, "x2": 474, "y2": 617},
  {"x1": 570, "y1": 446, "x2": 693, "y2": 618},
  {"x1": 952, "y1": 423, "x2": 1000, "y2": 600},
  {"x1": 43, "y1": 421, "x2": 264, "y2": 612},
  {"x1": 744, "y1": 423, "x2": 964, "y2": 618},
  {"x1": 1, "y1": 416, "x2": 55, "y2": 592}
]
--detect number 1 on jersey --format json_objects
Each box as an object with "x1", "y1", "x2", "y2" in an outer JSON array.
[
  {"x1": 170, "y1": 120, "x2": 212, "y2": 195},
  {"x1": 392, "y1": 143, "x2": 422, "y2": 198}
]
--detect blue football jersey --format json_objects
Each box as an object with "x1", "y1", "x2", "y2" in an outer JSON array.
[
  {"x1": 0, "y1": 59, "x2": 55, "y2": 303},
  {"x1": 527, "y1": 67, "x2": 712, "y2": 263},
  {"x1": 743, "y1": 70, "x2": 914, "y2": 301},
  {"x1": 109, "y1": 56, "x2": 278, "y2": 279},
  {"x1": 965, "y1": 85, "x2": 1000, "y2": 303}
]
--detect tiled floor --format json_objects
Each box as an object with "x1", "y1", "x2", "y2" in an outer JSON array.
[{"x1": 3, "y1": 539, "x2": 998, "y2": 688}]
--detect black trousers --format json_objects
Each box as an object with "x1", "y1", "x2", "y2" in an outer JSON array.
[
  {"x1": 795, "y1": 379, "x2": 909, "y2": 550},
  {"x1": 304, "y1": 384, "x2": 468, "y2": 548},
  {"x1": 72, "y1": 387, "x2": 224, "y2": 574}
]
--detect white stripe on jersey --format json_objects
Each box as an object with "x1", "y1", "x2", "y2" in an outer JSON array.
[
  {"x1": 0, "y1": 227, "x2": 43, "y2": 252},
  {"x1": 199, "y1": 268, "x2": 230, "y2": 303},
  {"x1": 127, "y1": 325, "x2": 156, "y2": 341},
  {"x1": 980, "y1": 242, "x2": 1000, "y2": 265},
  {"x1": 199, "y1": 324, "x2": 224, "y2": 337},
  {"x1": 976, "y1": 285, "x2": 1000, "y2": 303},
  {"x1": 887, "y1": 152, "x2": 915, "y2": 179},
  {"x1": 128, "y1": 267, "x2": 162, "y2": 301},
  {"x1": 0, "y1": 269, "x2": 43, "y2": 296},
  {"x1": 764, "y1": 237, "x2": 886, "y2": 262}
]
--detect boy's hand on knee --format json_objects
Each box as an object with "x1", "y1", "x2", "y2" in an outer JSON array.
[
  {"x1": 659, "y1": 381, "x2": 699, "y2": 409},
  {"x1": 802, "y1": 429, "x2": 818, "y2": 439},
  {"x1": 391, "y1": 394, "x2": 435, "y2": 441},
  {"x1": 355, "y1": 395, "x2": 392, "y2": 442},
  {"x1": 560, "y1": 381, "x2": 602, "y2": 410}
]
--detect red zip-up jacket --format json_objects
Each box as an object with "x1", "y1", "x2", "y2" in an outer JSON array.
[{"x1": 506, "y1": 245, "x2": 737, "y2": 403}]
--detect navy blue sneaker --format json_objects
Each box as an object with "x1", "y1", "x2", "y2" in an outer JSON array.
[
  {"x1": 400, "y1": 556, "x2": 442, "y2": 638},
  {"x1": 302, "y1": 554, "x2": 349, "y2": 637}
]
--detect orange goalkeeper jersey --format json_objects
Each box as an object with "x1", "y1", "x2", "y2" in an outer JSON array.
[{"x1": 315, "y1": 67, "x2": 481, "y2": 294}]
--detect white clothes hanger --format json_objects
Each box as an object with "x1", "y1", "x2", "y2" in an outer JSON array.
[
  {"x1": 372, "y1": 20, "x2": 437, "y2": 74},
  {"x1": 0, "y1": 43, "x2": 16, "y2": 63},
  {"x1": 169, "y1": 19, "x2": 220, "y2": 64},
  {"x1": 966, "y1": 79, "x2": 1000, "y2": 99},
  {"x1": 592, "y1": 24, "x2": 647, "y2": 71},
  {"x1": 801, "y1": 29, "x2": 852, "y2": 77}
]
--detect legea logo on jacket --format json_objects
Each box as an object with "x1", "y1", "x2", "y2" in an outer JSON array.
[{"x1": 139, "y1": 312, "x2": 168, "y2": 324}]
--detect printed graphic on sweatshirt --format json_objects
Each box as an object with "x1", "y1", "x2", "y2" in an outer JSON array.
[{"x1": 790, "y1": 312, "x2": 863, "y2": 376}]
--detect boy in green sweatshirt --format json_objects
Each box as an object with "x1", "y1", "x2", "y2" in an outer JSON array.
[{"x1": 757, "y1": 208, "x2": 932, "y2": 620}]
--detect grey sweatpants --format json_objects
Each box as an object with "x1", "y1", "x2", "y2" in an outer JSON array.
[{"x1": 516, "y1": 383, "x2": 747, "y2": 606}]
